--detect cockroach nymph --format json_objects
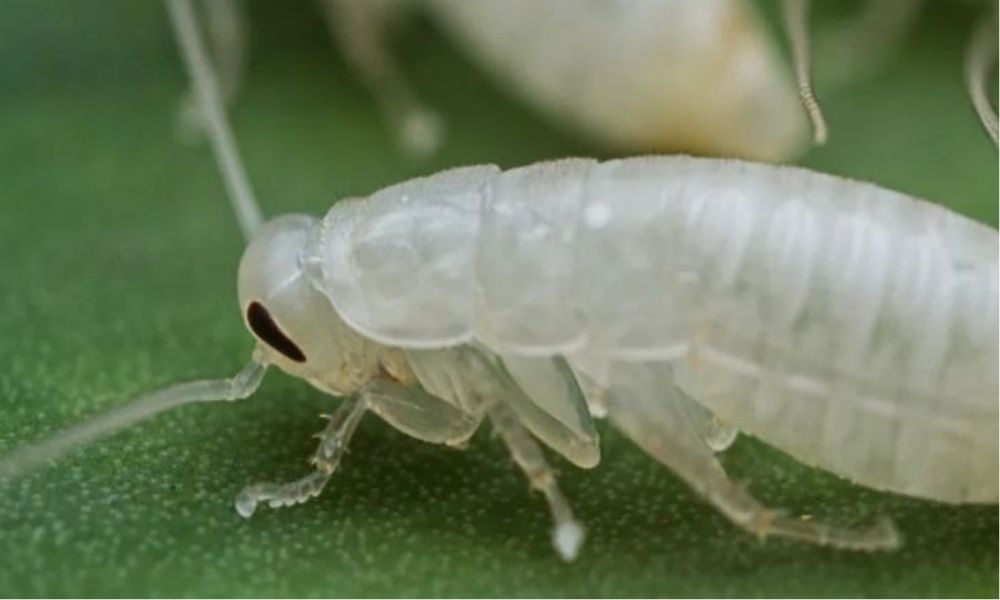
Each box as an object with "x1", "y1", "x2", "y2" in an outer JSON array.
[{"x1": 1, "y1": 0, "x2": 996, "y2": 562}]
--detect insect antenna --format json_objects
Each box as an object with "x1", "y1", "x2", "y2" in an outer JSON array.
[
  {"x1": 0, "y1": 2, "x2": 276, "y2": 485},
  {"x1": 0, "y1": 360, "x2": 268, "y2": 484},
  {"x1": 782, "y1": 0, "x2": 829, "y2": 145},
  {"x1": 176, "y1": 0, "x2": 248, "y2": 144},
  {"x1": 964, "y1": 6, "x2": 998, "y2": 147},
  {"x1": 166, "y1": 0, "x2": 263, "y2": 241}
]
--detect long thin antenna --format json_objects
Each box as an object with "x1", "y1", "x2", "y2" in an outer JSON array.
[
  {"x1": 783, "y1": 0, "x2": 829, "y2": 145},
  {"x1": 965, "y1": 9, "x2": 999, "y2": 147},
  {"x1": 0, "y1": 360, "x2": 267, "y2": 483},
  {"x1": 165, "y1": 0, "x2": 264, "y2": 241}
]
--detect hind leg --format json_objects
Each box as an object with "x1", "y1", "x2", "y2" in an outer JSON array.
[{"x1": 605, "y1": 362, "x2": 900, "y2": 551}]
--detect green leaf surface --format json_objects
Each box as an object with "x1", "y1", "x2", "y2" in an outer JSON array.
[{"x1": 0, "y1": 1, "x2": 996, "y2": 597}]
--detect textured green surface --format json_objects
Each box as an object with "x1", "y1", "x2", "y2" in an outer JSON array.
[{"x1": 0, "y1": 1, "x2": 997, "y2": 597}]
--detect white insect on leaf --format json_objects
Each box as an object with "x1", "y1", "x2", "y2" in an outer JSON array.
[
  {"x1": 2, "y1": 0, "x2": 996, "y2": 564},
  {"x1": 184, "y1": 0, "x2": 814, "y2": 161}
]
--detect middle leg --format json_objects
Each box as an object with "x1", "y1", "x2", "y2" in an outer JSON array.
[{"x1": 488, "y1": 402, "x2": 585, "y2": 562}]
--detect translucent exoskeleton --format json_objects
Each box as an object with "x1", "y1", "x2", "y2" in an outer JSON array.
[{"x1": 1, "y1": 0, "x2": 997, "y2": 562}]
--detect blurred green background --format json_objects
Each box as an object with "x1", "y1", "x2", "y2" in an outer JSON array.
[{"x1": 0, "y1": 0, "x2": 996, "y2": 597}]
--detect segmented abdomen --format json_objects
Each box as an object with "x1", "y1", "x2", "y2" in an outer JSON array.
[{"x1": 317, "y1": 156, "x2": 999, "y2": 503}]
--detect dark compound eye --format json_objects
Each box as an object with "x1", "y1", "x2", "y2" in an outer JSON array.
[{"x1": 246, "y1": 301, "x2": 306, "y2": 363}]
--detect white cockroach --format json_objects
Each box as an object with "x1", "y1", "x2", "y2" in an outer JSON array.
[
  {"x1": 186, "y1": 0, "x2": 811, "y2": 160},
  {"x1": 185, "y1": 1, "x2": 999, "y2": 160},
  {"x1": 388, "y1": 0, "x2": 811, "y2": 159},
  {"x1": 2, "y1": 0, "x2": 997, "y2": 562}
]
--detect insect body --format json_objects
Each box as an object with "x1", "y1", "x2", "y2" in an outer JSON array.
[
  {"x1": 418, "y1": 0, "x2": 809, "y2": 159},
  {"x1": 191, "y1": 0, "x2": 810, "y2": 160},
  {"x1": 189, "y1": 0, "x2": 999, "y2": 159},
  {"x1": 2, "y1": 0, "x2": 995, "y2": 562},
  {"x1": 189, "y1": 153, "x2": 998, "y2": 559},
  {"x1": 266, "y1": 156, "x2": 999, "y2": 508}
]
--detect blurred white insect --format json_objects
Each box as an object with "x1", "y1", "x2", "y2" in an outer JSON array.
[
  {"x1": 1, "y1": 0, "x2": 997, "y2": 561},
  {"x1": 400, "y1": 0, "x2": 810, "y2": 159},
  {"x1": 179, "y1": 0, "x2": 999, "y2": 159},
  {"x1": 180, "y1": 0, "x2": 812, "y2": 160}
]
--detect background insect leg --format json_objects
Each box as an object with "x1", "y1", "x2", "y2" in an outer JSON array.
[
  {"x1": 165, "y1": 0, "x2": 263, "y2": 240},
  {"x1": 964, "y1": 5, "x2": 999, "y2": 146},
  {"x1": 176, "y1": 0, "x2": 249, "y2": 143},
  {"x1": 781, "y1": 0, "x2": 828, "y2": 144},
  {"x1": 318, "y1": 0, "x2": 443, "y2": 157},
  {"x1": 235, "y1": 393, "x2": 366, "y2": 518},
  {"x1": 487, "y1": 402, "x2": 585, "y2": 562},
  {"x1": 604, "y1": 361, "x2": 900, "y2": 551}
]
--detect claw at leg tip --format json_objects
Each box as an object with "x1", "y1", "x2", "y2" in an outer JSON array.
[
  {"x1": 234, "y1": 492, "x2": 257, "y2": 519},
  {"x1": 553, "y1": 521, "x2": 585, "y2": 562},
  {"x1": 399, "y1": 109, "x2": 444, "y2": 158}
]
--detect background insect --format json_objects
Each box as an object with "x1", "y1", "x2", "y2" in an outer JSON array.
[
  {"x1": 183, "y1": 0, "x2": 812, "y2": 160},
  {"x1": 0, "y1": 0, "x2": 996, "y2": 596},
  {"x1": 182, "y1": 0, "x2": 999, "y2": 161}
]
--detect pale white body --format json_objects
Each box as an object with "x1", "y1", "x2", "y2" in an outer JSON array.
[
  {"x1": 311, "y1": 156, "x2": 999, "y2": 504},
  {"x1": 191, "y1": 0, "x2": 810, "y2": 160},
  {"x1": 423, "y1": 0, "x2": 808, "y2": 159},
  {"x1": 5, "y1": 1, "x2": 988, "y2": 561}
]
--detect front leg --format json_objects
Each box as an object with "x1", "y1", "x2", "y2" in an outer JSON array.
[
  {"x1": 235, "y1": 379, "x2": 481, "y2": 518},
  {"x1": 235, "y1": 393, "x2": 366, "y2": 517}
]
